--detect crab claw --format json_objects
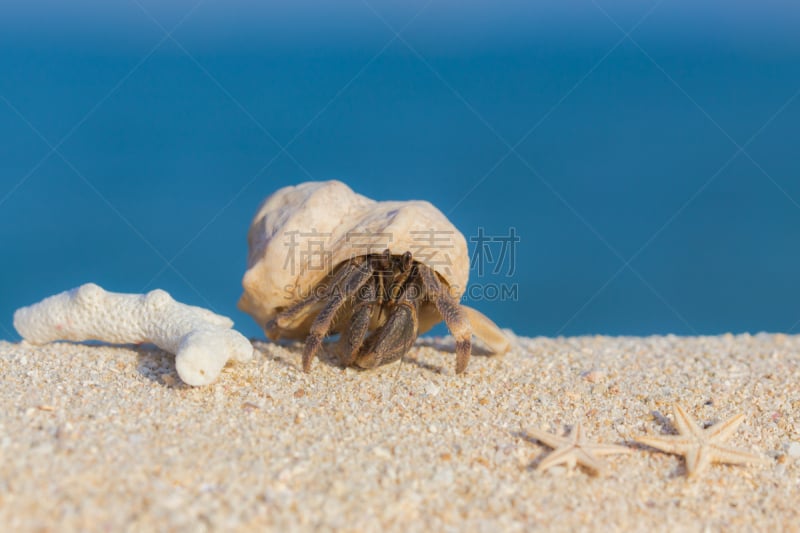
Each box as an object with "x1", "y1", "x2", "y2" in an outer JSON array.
[{"x1": 355, "y1": 301, "x2": 418, "y2": 369}]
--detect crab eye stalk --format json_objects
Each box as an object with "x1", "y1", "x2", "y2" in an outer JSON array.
[{"x1": 401, "y1": 251, "x2": 413, "y2": 271}]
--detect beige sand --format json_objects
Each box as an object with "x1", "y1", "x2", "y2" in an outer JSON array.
[{"x1": 1, "y1": 333, "x2": 798, "y2": 531}]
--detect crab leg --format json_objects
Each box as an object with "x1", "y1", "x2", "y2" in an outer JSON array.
[
  {"x1": 301, "y1": 258, "x2": 374, "y2": 371},
  {"x1": 418, "y1": 265, "x2": 473, "y2": 374},
  {"x1": 267, "y1": 256, "x2": 367, "y2": 338},
  {"x1": 337, "y1": 277, "x2": 377, "y2": 367}
]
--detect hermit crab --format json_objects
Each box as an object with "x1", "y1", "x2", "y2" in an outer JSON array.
[{"x1": 238, "y1": 180, "x2": 509, "y2": 374}]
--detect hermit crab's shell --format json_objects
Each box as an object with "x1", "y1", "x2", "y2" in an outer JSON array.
[{"x1": 238, "y1": 180, "x2": 469, "y2": 337}]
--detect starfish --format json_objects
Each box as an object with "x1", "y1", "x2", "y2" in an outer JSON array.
[
  {"x1": 526, "y1": 421, "x2": 633, "y2": 476},
  {"x1": 635, "y1": 403, "x2": 771, "y2": 478}
]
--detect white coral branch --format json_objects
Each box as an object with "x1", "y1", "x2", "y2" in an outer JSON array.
[{"x1": 13, "y1": 283, "x2": 253, "y2": 386}]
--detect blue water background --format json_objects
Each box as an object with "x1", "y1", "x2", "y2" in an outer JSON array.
[{"x1": 1, "y1": 0, "x2": 799, "y2": 341}]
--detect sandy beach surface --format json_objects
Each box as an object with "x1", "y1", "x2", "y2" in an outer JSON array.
[{"x1": 1, "y1": 333, "x2": 798, "y2": 531}]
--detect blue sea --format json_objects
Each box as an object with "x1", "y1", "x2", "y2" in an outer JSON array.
[{"x1": 2, "y1": 0, "x2": 799, "y2": 341}]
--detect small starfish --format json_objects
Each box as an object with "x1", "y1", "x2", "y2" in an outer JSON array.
[
  {"x1": 526, "y1": 421, "x2": 633, "y2": 476},
  {"x1": 635, "y1": 403, "x2": 771, "y2": 478}
]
